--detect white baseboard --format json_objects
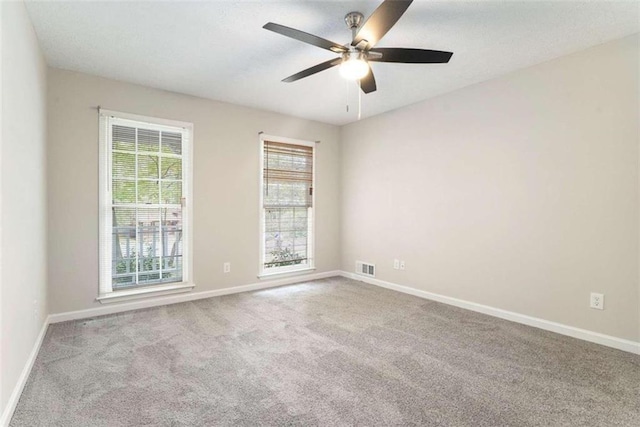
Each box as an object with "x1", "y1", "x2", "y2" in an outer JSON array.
[
  {"x1": 4, "y1": 270, "x2": 636, "y2": 426},
  {"x1": 49, "y1": 270, "x2": 341, "y2": 324},
  {"x1": 340, "y1": 271, "x2": 640, "y2": 355},
  {"x1": 2, "y1": 270, "x2": 341, "y2": 426},
  {"x1": 0, "y1": 315, "x2": 51, "y2": 427}
]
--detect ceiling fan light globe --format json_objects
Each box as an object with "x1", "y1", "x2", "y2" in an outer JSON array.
[{"x1": 339, "y1": 58, "x2": 369, "y2": 80}]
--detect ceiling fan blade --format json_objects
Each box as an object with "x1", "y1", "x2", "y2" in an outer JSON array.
[
  {"x1": 360, "y1": 67, "x2": 377, "y2": 94},
  {"x1": 283, "y1": 58, "x2": 342, "y2": 83},
  {"x1": 352, "y1": 0, "x2": 413, "y2": 49},
  {"x1": 264, "y1": 22, "x2": 347, "y2": 53},
  {"x1": 369, "y1": 48, "x2": 453, "y2": 63}
]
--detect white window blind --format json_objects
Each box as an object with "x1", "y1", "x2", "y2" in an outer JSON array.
[
  {"x1": 99, "y1": 111, "x2": 192, "y2": 297},
  {"x1": 261, "y1": 138, "x2": 314, "y2": 274}
]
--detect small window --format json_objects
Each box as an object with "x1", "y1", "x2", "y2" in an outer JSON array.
[
  {"x1": 98, "y1": 110, "x2": 193, "y2": 298},
  {"x1": 260, "y1": 136, "x2": 315, "y2": 276}
]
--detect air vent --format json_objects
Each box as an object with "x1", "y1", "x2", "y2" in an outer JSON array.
[{"x1": 355, "y1": 261, "x2": 375, "y2": 277}]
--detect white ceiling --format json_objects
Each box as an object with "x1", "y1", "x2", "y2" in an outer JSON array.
[{"x1": 25, "y1": 0, "x2": 639, "y2": 125}]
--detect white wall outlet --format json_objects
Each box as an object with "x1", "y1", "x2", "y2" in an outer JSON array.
[
  {"x1": 393, "y1": 259, "x2": 400, "y2": 270},
  {"x1": 590, "y1": 292, "x2": 604, "y2": 310},
  {"x1": 223, "y1": 262, "x2": 231, "y2": 273},
  {"x1": 400, "y1": 260, "x2": 405, "y2": 270}
]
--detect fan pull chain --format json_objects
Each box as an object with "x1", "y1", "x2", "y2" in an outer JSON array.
[
  {"x1": 358, "y1": 80, "x2": 362, "y2": 121},
  {"x1": 346, "y1": 79, "x2": 350, "y2": 113}
]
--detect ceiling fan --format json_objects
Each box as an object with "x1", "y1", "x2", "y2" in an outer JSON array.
[{"x1": 263, "y1": 0, "x2": 453, "y2": 94}]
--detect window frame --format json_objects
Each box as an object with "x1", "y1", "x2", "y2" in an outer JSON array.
[
  {"x1": 258, "y1": 134, "x2": 316, "y2": 278},
  {"x1": 98, "y1": 109, "x2": 194, "y2": 302}
]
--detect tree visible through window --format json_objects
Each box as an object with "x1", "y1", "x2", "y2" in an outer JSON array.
[
  {"x1": 261, "y1": 139, "x2": 314, "y2": 274},
  {"x1": 99, "y1": 112, "x2": 192, "y2": 296}
]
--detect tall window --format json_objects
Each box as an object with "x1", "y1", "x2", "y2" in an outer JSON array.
[
  {"x1": 99, "y1": 110, "x2": 193, "y2": 298},
  {"x1": 260, "y1": 136, "x2": 315, "y2": 276}
]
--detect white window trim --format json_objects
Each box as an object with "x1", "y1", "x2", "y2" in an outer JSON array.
[
  {"x1": 98, "y1": 109, "x2": 195, "y2": 302},
  {"x1": 257, "y1": 266, "x2": 316, "y2": 280},
  {"x1": 258, "y1": 134, "x2": 316, "y2": 279},
  {"x1": 96, "y1": 283, "x2": 194, "y2": 304}
]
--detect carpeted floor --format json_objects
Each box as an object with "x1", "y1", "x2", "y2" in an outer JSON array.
[{"x1": 10, "y1": 277, "x2": 640, "y2": 426}]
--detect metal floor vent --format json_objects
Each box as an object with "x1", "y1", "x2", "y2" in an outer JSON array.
[{"x1": 355, "y1": 261, "x2": 375, "y2": 277}]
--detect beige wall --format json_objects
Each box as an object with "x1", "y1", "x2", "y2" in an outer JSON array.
[
  {"x1": 47, "y1": 68, "x2": 341, "y2": 314},
  {"x1": 0, "y1": 0, "x2": 48, "y2": 414},
  {"x1": 16, "y1": 19, "x2": 640, "y2": 377},
  {"x1": 0, "y1": 8, "x2": 635, "y2": 417},
  {"x1": 341, "y1": 35, "x2": 639, "y2": 342}
]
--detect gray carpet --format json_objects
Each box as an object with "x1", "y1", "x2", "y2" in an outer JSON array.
[{"x1": 10, "y1": 277, "x2": 640, "y2": 426}]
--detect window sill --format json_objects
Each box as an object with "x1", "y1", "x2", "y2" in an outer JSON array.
[
  {"x1": 258, "y1": 267, "x2": 316, "y2": 280},
  {"x1": 97, "y1": 282, "x2": 195, "y2": 304}
]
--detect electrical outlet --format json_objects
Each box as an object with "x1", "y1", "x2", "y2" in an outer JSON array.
[
  {"x1": 400, "y1": 260, "x2": 405, "y2": 270},
  {"x1": 590, "y1": 292, "x2": 604, "y2": 310},
  {"x1": 223, "y1": 262, "x2": 231, "y2": 273},
  {"x1": 393, "y1": 259, "x2": 400, "y2": 270}
]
